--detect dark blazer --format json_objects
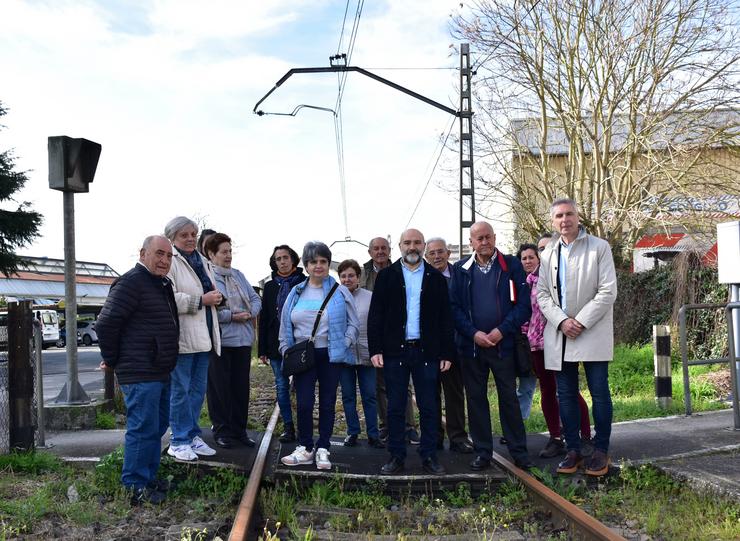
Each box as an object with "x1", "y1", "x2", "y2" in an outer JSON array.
[
  {"x1": 367, "y1": 259, "x2": 456, "y2": 362},
  {"x1": 257, "y1": 268, "x2": 305, "y2": 360},
  {"x1": 449, "y1": 251, "x2": 531, "y2": 359},
  {"x1": 96, "y1": 264, "x2": 179, "y2": 384}
]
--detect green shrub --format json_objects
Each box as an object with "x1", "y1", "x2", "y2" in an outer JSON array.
[{"x1": 95, "y1": 411, "x2": 116, "y2": 429}]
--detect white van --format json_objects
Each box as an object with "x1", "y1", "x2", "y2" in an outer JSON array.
[{"x1": 35, "y1": 310, "x2": 60, "y2": 349}]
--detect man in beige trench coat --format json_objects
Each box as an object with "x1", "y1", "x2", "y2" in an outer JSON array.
[{"x1": 537, "y1": 198, "x2": 617, "y2": 477}]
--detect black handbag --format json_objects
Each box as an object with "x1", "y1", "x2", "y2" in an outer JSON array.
[
  {"x1": 514, "y1": 333, "x2": 534, "y2": 377},
  {"x1": 282, "y1": 283, "x2": 339, "y2": 377}
]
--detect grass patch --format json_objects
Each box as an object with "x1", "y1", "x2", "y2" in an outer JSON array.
[
  {"x1": 0, "y1": 451, "x2": 61, "y2": 474},
  {"x1": 95, "y1": 410, "x2": 116, "y2": 429}
]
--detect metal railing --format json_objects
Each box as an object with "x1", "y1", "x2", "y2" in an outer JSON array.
[{"x1": 679, "y1": 302, "x2": 740, "y2": 429}]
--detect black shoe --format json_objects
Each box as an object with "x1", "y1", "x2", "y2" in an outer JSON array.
[
  {"x1": 279, "y1": 423, "x2": 296, "y2": 444},
  {"x1": 129, "y1": 487, "x2": 166, "y2": 506},
  {"x1": 406, "y1": 428, "x2": 420, "y2": 445},
  {"x1": 499, "y1": 436, "x2": 508, "y2": 445},
  {"x1": 343, "y1": 434, "x2": 359, "y2": 447},
  {"x1": 380, "y1": 456, "x2": 405, "y2": 475},
  {"x1": 422, "y1": 457, "x2": 446, "y2": 475},
  {"x1": 146, "y1": 479, "x2": 170, "y2": 493},
  {"x1": 367, "y1": 437, "x2": 385, "y2": 449},
  {"x1": 215, "y1": 436, "x2": 233, "y2": 449},
  {"x1": 469, "y1": 455, "x2": 491, "y2": 471},
  {"x1": 515, "y1": 458, "x2": 535, "y2": 472},
  {"x1": 539, "y1": 437, "x2": 565, "y2": 458},
  {"x1": 379, "y1": 427, "x2": 389, "y2": 443},
  {"x1": 238, "y1": 434, "x2": 256, "y2": 447},
  {"x1": 450, "y1": 440, "x2": 474, "y2": 454}
]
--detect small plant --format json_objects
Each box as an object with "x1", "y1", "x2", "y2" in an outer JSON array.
[
  {"x1": 0, "y1": 451, "x2": 61, "y2": 474},
  {"x1": 180, "y1": 526, "x2": 208, "y2": 541},
  {"x1": 93, "y1": 447, "x2": 125, "y2": 495},
  {"x1": 95, "y1": 411, "x2": 116, "y2": 429},
  {"x1": 443, "y1": 482, "x2": 473, "y2": 507}
]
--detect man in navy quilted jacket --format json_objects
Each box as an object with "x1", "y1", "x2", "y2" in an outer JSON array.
[{"x1": 97, "y1": 235, "x2": 179, "y2": 505}]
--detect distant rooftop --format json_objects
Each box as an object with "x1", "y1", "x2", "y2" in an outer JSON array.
[{"x1": 511, "y1": 109, "x2": 740, "y2": 157}]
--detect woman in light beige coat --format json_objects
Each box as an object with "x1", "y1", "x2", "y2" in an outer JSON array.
[{"x1": 164, "y1": 216, "x2": 222, "y2": 462}]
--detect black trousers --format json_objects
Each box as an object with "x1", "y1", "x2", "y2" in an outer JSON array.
[
  {"x1": 462, "y1": 347, "x2": 529, "y2": 463},
  {"x1": 207, "y1": 345, "x2": 251, "y2": 439},
  {"x1": 437, "y1": 358, "x2": 469, "y2": 444}
]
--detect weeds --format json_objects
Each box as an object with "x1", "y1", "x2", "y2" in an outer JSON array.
[
  {"x1": 95, "y1": 410, "x2": 116, "y2": 429},
  {"x1": 0, "y1": 451, "x2": 61, "y2": 474}
]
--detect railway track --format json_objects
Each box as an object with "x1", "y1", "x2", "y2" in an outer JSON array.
[{"x1": 226, "y1": 404, "x2": 625, "y2": 541}]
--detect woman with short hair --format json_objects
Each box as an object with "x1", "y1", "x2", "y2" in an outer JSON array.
[
  {"x1": 279, "y1": 242, "x2": 359, "y2": 470},
  {"x1": 206, "y1": 233, "x2": 262, "y2": 449},
  {"x1": 164, "y1": 216, "x2": 222, "y2": 461},
  {"x1": 337, "y1": 259, "x2": 384, "y2": 449}
]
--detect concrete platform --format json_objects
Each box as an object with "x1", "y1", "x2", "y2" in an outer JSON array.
[{"x1": 42, "y1": 409, "x2": 739, "y2": 497}]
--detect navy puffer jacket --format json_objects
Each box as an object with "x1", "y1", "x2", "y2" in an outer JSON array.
[{"x1": 97, "y1": 264, "x2": 180, "y2": 384}]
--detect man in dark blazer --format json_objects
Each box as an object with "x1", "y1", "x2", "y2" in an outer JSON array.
[
  {"x1": 368, "y1": 228, "x2": 456, "y2": 475},
  {"x1": 97, "y1": 235, "x2": 179, "y2": 505}
]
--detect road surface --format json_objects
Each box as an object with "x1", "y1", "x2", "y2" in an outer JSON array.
[{"x1": 41, "y1": 346, "x2": 105, "y2": 404}]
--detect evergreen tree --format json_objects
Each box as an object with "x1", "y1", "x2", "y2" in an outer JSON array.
[{"x1": 0, "y1": 101, "x2": 42, "y2": 276}]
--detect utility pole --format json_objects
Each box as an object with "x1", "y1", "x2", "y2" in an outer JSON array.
[
  {"x1": 253, "y1": 44, "x2": 477, "y2": 252},
  {"x1": 459, "y1": 44, "x2": 476, "y2": 258}
]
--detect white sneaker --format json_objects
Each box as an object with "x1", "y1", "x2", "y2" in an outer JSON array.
[
  {"x1": 168, "y1": 444, "x2": 198, "y2": 462},
  {"x1": 281, "y1": 445, "x2": 315, "y2": 466},
  {"x1": 315, "y1": 447, "x2": 331, "y2": 470},
  {"x1": 191, "y1": 436, "x2": 216, "y2": 456}
]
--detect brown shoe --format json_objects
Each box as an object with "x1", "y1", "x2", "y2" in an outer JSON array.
[
  {"x1": 585, "y1": 450, "x2": 610, "y2": 477},
  {"x1": 556, "y1": 450, "x2": 583, "y2": 474}
]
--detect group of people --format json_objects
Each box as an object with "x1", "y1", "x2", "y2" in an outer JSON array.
[{"x1": 96, "y1": 197, "x2": 618, "y2": 505}]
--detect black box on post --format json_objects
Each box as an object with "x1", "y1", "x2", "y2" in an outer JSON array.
[{"x1": 48, "y1": 136, "x2": 102, "y2": 193}]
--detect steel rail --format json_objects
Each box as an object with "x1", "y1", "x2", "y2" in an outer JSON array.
[
  {"x1": 490, "y1": 450, "x2": 626, "y2": 541},
  {"x1": 228, "y1": 404, "x2": 280, "y2": 541}
]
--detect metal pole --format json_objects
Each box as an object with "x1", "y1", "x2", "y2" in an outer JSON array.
[
  {"x1": 33, "y1": 325, "x2": 45, "y2": 447},
  {"x1": 55, "y1": 191, "x2": 90, "y2": 404},
  {"x1": 731, "y1": 285, "x2": 740, "y2": 408},
  {"x1": 679, "y1": 306, "x2": 691, "y2": 415},
  {"x1": 725, "y1": 301, "x2": 740, "y2": 430},
  {"x1": 8, "y1": 301, "x2": 35, "y2": 450},
  {"x1": 459, "y1": 43, "x2": 475, "y2": 259},
  {"x1": 653, "y1": 325, "x2": 672, "y2": 409}
]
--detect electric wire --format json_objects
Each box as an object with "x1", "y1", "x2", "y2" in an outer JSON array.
[{"x1": 405, "y1": 117, "x2": 457, "y2": 229}]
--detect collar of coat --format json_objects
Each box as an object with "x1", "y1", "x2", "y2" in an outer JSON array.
[{"x1": 460, "y1": 249, "x2": 507, "y2": 272}]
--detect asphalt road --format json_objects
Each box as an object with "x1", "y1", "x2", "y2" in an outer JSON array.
[{"x1": 41, "y1": 346, "x2": 105, "y2": 404}]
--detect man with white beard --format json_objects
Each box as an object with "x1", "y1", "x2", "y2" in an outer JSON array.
[{"x1": 367, "y1": 229, "x2": 456, "y2": 475}]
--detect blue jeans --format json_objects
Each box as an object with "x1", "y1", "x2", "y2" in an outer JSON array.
[
  {"x1": 384, "y1": 346, "x2": 439, "y2": 461},
  {"x1": 556, "y1": 361, "x2": 612, "y2": 453},
  {"x1": 293, "y1": 348, "x2": 343, "y2": 450},
  {"x1": 270, "y1": 358, "x2": 293, "y2": 425},
  {"x1": 339, "y1": 364, "x2": 379, "y2": 439},
  {"x1": 516, "y1": 375, "x2": 538, "y2": 420},
  {"x1": 169, "y1": 351, "x2": 210, "y2": 446},
  {"x1": 120, "y1": 381, "x2": 170, "y2": 489}
]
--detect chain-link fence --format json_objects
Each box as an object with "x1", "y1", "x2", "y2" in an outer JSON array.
[
  {"x1": 0, "y1": 303, "x2": 39, "y2": 454},
  {"x1": 1, "y1": 324, "x2": 10, "y2": 454}
]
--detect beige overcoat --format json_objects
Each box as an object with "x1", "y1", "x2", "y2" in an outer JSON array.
[
  {"x1": 536, "y1": 228, "x2": 617, "y2": 370},
  {"x1": 167, "y1": 250, "x2": 222, "y2": 356}
]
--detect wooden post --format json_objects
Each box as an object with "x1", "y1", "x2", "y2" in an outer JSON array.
[
  {"x1": 8, "y1": 301, "x2": 35, "y2": 450},
  {"x1": 653, "y1": 325, "x2": 672, "y2": 409}
]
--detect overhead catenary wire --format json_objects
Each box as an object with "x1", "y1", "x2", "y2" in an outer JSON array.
[{"x1": 405, "y1": 117, "x2": 457, "y2": 230}]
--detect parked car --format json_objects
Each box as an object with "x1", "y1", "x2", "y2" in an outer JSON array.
[
  {"x1": 56, "y1": 327, "x2": 82, "y2": 348},
  {"x1": 77, "y1": 321, "x2": 98, "y2": 346}
]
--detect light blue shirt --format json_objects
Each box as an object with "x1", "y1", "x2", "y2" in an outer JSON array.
[
  {"x1": 558, "y1": 239, "x2": 572, "y2": 312},
  {"x1": 401, "y1": 261, "x2": 423, "y2": 340}
]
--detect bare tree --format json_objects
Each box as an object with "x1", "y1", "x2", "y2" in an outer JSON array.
[{"x1": 451, "y1": 0, "x2": 740, "y2": 254}]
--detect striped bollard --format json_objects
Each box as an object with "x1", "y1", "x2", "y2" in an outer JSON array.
[{"x1": 654, "y1": 325, "x2": 672, "y2": 409}]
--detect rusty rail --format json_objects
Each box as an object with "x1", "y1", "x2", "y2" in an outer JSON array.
[{"x1": 228, "y1": 404, "x2": 280, "y2": 541}]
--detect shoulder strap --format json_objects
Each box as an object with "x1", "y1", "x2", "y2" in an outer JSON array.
[{"x1": 309, "y1": 283, "x2": 340, "y2": 341}]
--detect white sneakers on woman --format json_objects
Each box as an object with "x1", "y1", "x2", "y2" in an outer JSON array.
[
  {"x1": 281, "y1": 445, "x2": 315, "y2": 466},
  {"x1": 191, "y1": 436, "x2": 216, "y2": 456},
  {"x1": 280, "y1": 445, "x2": 332, "y2": 470},
  {"x1": 315, "y1": 448, "x2": 331, "y2": 470},
  {"x1": 168, "y1": 436, "x2": 216, "y2": 462}
]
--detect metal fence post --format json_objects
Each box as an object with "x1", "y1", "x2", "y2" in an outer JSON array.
[
  {"x1": 725, "y1": 302, "x2": 740, "y2": 430},
  {"x1": 8, "y1": 301, "x2": 35, "y2": 451},
  {"x1": 679, "y1": 306, "x2": 691, "y2": 415},
  {"x1": 653, "y1": 325, "x2": 672, "y2": 409}
]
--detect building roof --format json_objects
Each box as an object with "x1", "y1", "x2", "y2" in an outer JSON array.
[
  {"x1": 0, "y1": 256, "x2": 119, "y2": 306},
  {"x1": 511, "y1": 109, "x2": 740, "y2": 157}
]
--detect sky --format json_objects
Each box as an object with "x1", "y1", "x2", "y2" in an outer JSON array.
[{"x1": 0, "y1": 0, "x2": 506, "y2": 283}]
